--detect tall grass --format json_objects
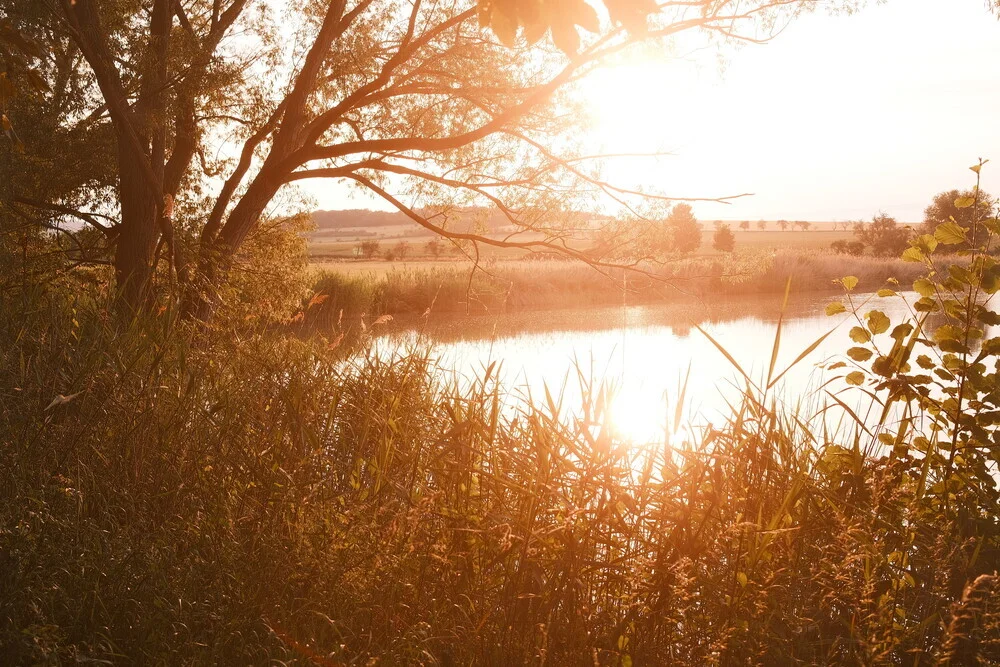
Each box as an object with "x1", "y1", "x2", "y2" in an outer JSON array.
[
  {"x1": 305, "y1": 251, "x2": 930, "y2": 325},
  {"x1": 2, "y1": 269, "x2": 997, "y2": 663}
]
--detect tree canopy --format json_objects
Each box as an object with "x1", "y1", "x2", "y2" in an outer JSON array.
[{"x1": 1, "y1": 0, "x2": 850, "y2": 315}]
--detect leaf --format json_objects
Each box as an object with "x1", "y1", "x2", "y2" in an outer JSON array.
[
  {"x1": 825, "y1": 301, "x2": 846, "y2": 316},
  {"x1": 550, "y1": 20, "x2": 580, "y2": 54},
  {"x1": 867, "y1": 310, "x2": 890, "y2": 335},
  {"x1": 847, "y1": 347, "x2": 873, "y2": 362},
  {"x1": 916, "y1": 354, "x2": 934, "y2": 370},
  {"x1": 971, "y1": 163, "x2": 983, "y2": 174},
  {"x1": 913, "y1": 278, "x2": 936, "y2": 297},
  {"x1": 841, "y1": 276, "x2": 858, "y2": 291},
  {"x1": 934, "y1": 221, "x2": 968, "y2": 245},
  {"x1": 902, "y1": 247, "x2": 925, "y2": 263},
  {"x1": 737, "y1": 572, "x2": 748, "y2": 588},
  {"x1": 569, "y1": 0, "x2": 600, "y2": 32},
  {"x1": 877, "y1": 288, "x2": 897, "y2": 297},
  {"x1": 846, "y1": 371, "x2": 865, "y2": 386},
  {"x1": 490, "y1": 0, "x2": 519, "y2": 46},
  {"x1": 954, "y1": 196, "x2": 976, "y2": 209},
  {"x1": 849, "y1": 326, "x2": 871, "y2": 343}
]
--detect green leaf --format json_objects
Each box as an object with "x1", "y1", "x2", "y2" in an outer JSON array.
[
  {"x1": 825, "y1": 301, "x2": 846, "y2": 316},
  {"x1": 902, "y1": 247, "x2": 925, "y2": 263},
  {"x1": 841, "y1": 276, "x2": 858, "y2": 291},
  {"x1": 913, "y1": 278, "x2": 936, "y2": 297},
  {"x1": 867, "y1": 310, "x2": 890, "y2": 335},
  {"x1": 848, "y1": 347, "x2": 873, "y2": 362},
  {"x1": 846, "y1": 371, "x2": 865, "y2": 386},
  {"x1": 934, "y1": 221, "x2": 968, "y2": 245},
  {"x1": 849, "y1": 326, "x2": 871, "y2": 343}
]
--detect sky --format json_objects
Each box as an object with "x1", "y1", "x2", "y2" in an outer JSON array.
[{"x1": 302, "y1": 0, "x2": 1000, "y2": 223}]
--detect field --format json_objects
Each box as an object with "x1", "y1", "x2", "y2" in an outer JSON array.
[{"x1": 308, "y1": 223, "x2": 863, "y2": 263}]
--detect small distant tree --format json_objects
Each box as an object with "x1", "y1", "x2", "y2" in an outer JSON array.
[
  {"x1": 386, "y1": 241, "x2": 409, "y2": 261},
  {"x1": 923, "y1": 188, "x2": 995, "y2": 248},
  {"x1": 666, "y1": 203, "x2": 702, "y2": 254},
  {"x1": 794, "y1": 220, "x2": 811, "y2": 231},
  {"x1": 713, "y1": 224, "x2": 735, "y2": 252},
  {"x1": 425, "y1": 238, "x2": 443, "y2": 259},
  {"x1": 777, "y1": 220, "x2": 790, "y2": 232},
  {"x1": 757, "y1": 220, "x2": 767, "y2": 231},
  {"x1": 739, "y1": 221, "x2": 750, "y2": 232},
  {"x1": 358, "y1": 239, "x2": 381, "y2": 260},
  {"x1": 854, "y1": 213, "x2": 911, "y2": 257}
]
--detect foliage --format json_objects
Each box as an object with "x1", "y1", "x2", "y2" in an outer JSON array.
[
  {"x1": 712, "y1": 223, "x2": 735, "y2": 252},
  {"x1": 358, "y1": 238, "x2": 382, "y2": 260},
  {"x1": 1, "y1": 0, "x2": 844, "y2": 312},
  {"x1": 4, "y1": 166, "x2": 1000, "y2": 663},
  {"x1": 831, "y1": 239, "x2": 866, "y2": 256},
  {"x1": 854, "y1": 212, "x2": 913, "y2": 257},
  {"x1": 666, "y1": 203, "x2": 702, "y2": 254},
  {"x1": 923, "y1": 187, "x2": 996, "y2": 249}
]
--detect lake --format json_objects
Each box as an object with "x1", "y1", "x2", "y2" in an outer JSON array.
[{"x1": 376, "y1": 290, "x2": 921, "y2": 444}]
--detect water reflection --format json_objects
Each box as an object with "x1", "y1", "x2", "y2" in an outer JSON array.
[{"x1": 377, "y1": 292, "x2": 922, "y2": 443}]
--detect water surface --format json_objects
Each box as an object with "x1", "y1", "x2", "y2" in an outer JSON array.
[{"x1": 379, "y1": 291, "x2": 919, "y2": 443}]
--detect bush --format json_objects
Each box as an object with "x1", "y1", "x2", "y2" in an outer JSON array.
[{"x1": 712, "y1": 223, "x2": 735, "y2": 252}]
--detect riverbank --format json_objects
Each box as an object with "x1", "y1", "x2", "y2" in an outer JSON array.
[{"x1": 304, "y1": 250, "x2": 927, "y2": 328}]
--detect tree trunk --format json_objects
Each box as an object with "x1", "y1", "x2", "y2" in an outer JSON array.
[{"x1": 114, "y1": 142, "x2": 160, "y2": 307}]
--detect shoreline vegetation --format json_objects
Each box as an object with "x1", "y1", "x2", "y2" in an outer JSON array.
[{"x1": 304, "y1": 250, "x2": 930, "y2": 326}]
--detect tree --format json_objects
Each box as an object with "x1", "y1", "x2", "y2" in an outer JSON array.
[
  {"x1": 777, "y1": 220, "x2": 789, "y2": 232},
  {"x1": 389, "y1": 241, "x2": 409, "y2": 261},
  {"x1": 4, "y1": 0, "x2": 840, "y2": 316},
  {"x1": 854, "y1": 213, "x2": 911, "y2": 257},
  {"x1": 738, "y1": 220, "x2": 749, "y2": 232},
  {"x1": 712, "y1": 224, "x2": 735, "y2": 252},
  {"x1": 666, "y1": 203, "x2": 701, "y2": 254},
  {"x1": 794, "y1": 220, "x2": 810, "y2": 231},
  {"x1": 425, "y1": 238, "x2": 443, "y2": 258},
  {"x1": 757, "y1": 220, "x2": 767, "y2": 231},
  {"x1": 923, "y1": 188, "x2": 996, "y2": 248},
  {"x1": 358, "y1": 239, "x2": 381, "y2": 259}
]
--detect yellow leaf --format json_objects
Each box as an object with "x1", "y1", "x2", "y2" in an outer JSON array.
[
  {"x1": 847, "y1": 347, "x2": 873, "y2": 362},
  {"x1": 867, "y1": 310, "x2": 890, "y2": 335},
  {"x1": 935, "y1": 221, "x2": 968, "y2": 245},
  {"x1": 841, "y1": 276, "x2": 858, "y2": 291},
  {"x1": 954, "y1": 196, "x2": 976, "y2": 209},
  {"x1": 913, "y1": 278, "x2": 936, "y2": 297},
  {"x1": 737, "y1": 572, "x2": 748, "y2": 588},
  {"x1": 902, "y1": 247, "x2": 925, "y2": 263},
  {"x1": 846, "y1": 371, "x2": 865, "y2": 386},
  {"x1": 825, "y1": 301, "x2": 846, "y2": 316},
  {"x1": 849, "y1": 327, "x2": 871, "y2": 343}
]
